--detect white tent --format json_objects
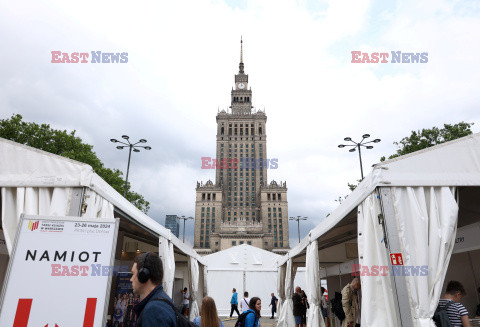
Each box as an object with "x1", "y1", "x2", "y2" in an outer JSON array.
[
  {"x1": 277, "y1": 133, "x2": 480, "y2": 327},
  {"x1": 0, "y1": 137, "x2": 207, "y2": 320},
  {"x1": 203, "y1": 244, "x2": 306, "y2": 317}
]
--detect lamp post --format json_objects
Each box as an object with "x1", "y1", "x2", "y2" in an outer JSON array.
[
  {"x1": 110, "y1": 135, "x2": 151, "y2": 197},
  {"x1": 178, "y1": 215, "x2": 193, "y2": 243},
  {"x1": 338, "y1": 134, "x2": 381, "y2": 180},
  {"x1": 289, "y1": 216, "x2": 308, "y2": 243}
]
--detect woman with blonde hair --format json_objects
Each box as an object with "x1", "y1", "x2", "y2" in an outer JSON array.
[{"x1": 193, "y1": 296, "x2": 225, "y2": 327}]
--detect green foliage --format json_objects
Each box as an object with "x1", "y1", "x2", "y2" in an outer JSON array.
[
  {"x1": 0, "y1": 114, "x2": 150, "y2": 213},
  {"x1": 380, "y1": 122, "x2": 474, "y2": 161}
]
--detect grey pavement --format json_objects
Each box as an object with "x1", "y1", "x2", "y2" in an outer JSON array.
[{"x1": 221, "y1": 316, "x2": 278, "y2": 327}]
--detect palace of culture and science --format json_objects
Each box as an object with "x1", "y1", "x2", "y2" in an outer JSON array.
[{"x1": 193, "y1": 40, "x2": 289, "y2": 255}]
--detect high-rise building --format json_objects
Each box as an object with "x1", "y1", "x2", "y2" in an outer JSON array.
[
  {"x1": 165, "y1": 215, "x2": 180, "y2": 238},
  {"x1": 194, "y1": 40, "x2": 289, "y2": 255}
]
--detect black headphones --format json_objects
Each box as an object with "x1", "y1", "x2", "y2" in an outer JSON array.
[{"x1": 138, "y1": 252, "x2": 151, "y2": 284}]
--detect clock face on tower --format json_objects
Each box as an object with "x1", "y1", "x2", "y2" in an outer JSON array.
[{"x1": 238, "y1": 83, "x2": 245, "y2": 89}]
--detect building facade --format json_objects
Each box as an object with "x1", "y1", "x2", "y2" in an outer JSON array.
[
  {"x1": 165, "y1": 215, "x2": 180, "y2": 238},
  {"x1": 194, "y1": 40, "x2": 289, "y2": 255}
]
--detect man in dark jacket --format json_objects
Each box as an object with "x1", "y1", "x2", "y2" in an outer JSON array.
[
  {"x1": 293, "y1": 286, "x2": 305, "y2": 327},
  {"x1": 131, "y1": 252, "x2": 176, "y2": 326}
]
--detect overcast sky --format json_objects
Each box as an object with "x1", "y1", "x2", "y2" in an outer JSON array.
[{"x1": 1, "y1": 0, "x2": 479, "y2": 247}]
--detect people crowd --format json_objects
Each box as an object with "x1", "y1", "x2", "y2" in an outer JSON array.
[{"x1": 115, "y1": 253, "x2": 478, "y2": 327}]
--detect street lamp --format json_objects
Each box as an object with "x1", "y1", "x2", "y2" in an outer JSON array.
[
  {"x1": 111, "y1": 135, "x2": 151, "y2": 197},
  {"x1": 289, "y1": 216, "x2": 308, "y2": 243},
  {"x1": 338, "y1": 134, "x2": 381, "y2": 180},
  {"x1": 178, "y1": 215, "x2": 194, "y2": 243}
]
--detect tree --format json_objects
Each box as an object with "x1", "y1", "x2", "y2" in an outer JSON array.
[
  {"x1": 0, "y1": 114, "x2": 150, "y2": 213},
  {"x1": 380, "y1": 122, "x2": 474, "y2": 161}
]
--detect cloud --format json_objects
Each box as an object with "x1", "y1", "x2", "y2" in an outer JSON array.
[{"x1": 1, "y1": 0, "x2": 479, "y2": 247}]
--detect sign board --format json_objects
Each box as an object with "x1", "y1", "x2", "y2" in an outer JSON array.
[
  {"x1": 0, "y1": 214, "x2": 119, "y2": 327},
  {"x1": 453, "y1": 222, "x2": 480, "y2": 254},
  {"x1": 390, "y1": 253, "x2": 404, "y2": 265}
]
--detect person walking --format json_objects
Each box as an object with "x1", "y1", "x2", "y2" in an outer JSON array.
[
  {"x1": 293, "y1": 286, "x2": 305, "y2": 327},
  {"x1": 230, "y1": 288, "x2": 240, "y2": 318},
  {"x1": 181, "y1": 287, "x2": 190, "y2": 317},
  {"x1": 321, "y1": 287, "x2": 330, "y2": 327},
  {"x1": 301, "y1": 290, "x2": 309, "y2": 326},
  {"x1": 341, "y1": 277, "x2": 361, "y2": 327},
  {"x1": 269, "y1": 293, "x2": 278, "y2": 319},
  {"x1": 438, "y1": 281, "x2": 470, "y2": 327},
  {"x1": 244, "y1": 297, "x2": 262, "y2": 327},
  {"x1": 240, "y1": 291, "x2": 251, "y2": 313},
  {"x1": 130, "y1": 252, "x2": 176, "y2": 327},
  {"x1": 193, "y1": 296, "x2": 225, "y2": 327}
]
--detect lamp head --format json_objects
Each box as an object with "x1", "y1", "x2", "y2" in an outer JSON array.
[
  {"x1": 144, "y1": 146, "x2": 152, "y2": 150},
  {"x1": 362, "y1": 134, "x2": 370, "y2": 139},
  {"x1": 122, "y1": 135, "x2": 129, "y2": 140},
  {"x1": 344, "y1": 137, "x2": 352, "y2": 141},
  {"x1": 116, "y1": 146, "x2": 124, "y2": 149},
  {"x1": 110, "y1": 139, "x2": 118, "y2": 143},
  {"x1": 139, "y1": 139, "x2": 147, "y2": 143},
  {"x1": 373, "y1": 139, "x2": 381, "y2": 143},
  {"x1": 366, "y1": 146, "x2": 374, "y2": 149},
  {"x1": 133, "y1": 149, "x2": 140, "y2": 152},
  {"x1": 349, "y1": 148, "x2": 356, "y2": 152},
  {"x1": 338, "y1": 144, "x2": 345, "y2": 148}
]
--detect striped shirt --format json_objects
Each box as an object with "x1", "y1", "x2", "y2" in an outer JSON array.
[{"x1": 438, "y1": 299, "x2": 469, "y2": 327}]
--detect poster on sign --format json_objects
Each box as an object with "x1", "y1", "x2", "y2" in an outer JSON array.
[{"x1": 0, "y1": 214, "x2": 119, "y2": 327}]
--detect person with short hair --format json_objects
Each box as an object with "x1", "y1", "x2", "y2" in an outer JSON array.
[
  {"x1": 293, "y1": 286, "x2": 305, "y2": 327},
  {"x1": 181, "y1": 287, "x2": 190, "y2": 317},
  {"x1": 341, "y1": 277, "x2": 361, "y2": 327},
  {"x1": 240, "y1": 291, "x2": 251, "y2": 313},
  {"x1": 321, "y1": 287, "x2": 330, "y2": 327},
  {"x1": 130, "y1": 252, "x2": 176, "y2": 327},
  {"x1": 269, "y1": 292, "x2": 278, "y2": 319},
  {"x1": 438, "y1": 281, "x2": 470, "y2": 327},
  {"x1": 230, "y1": 288, "x2": 240, "y2": 318},
  {"x1": 244, "y1": 297, "x2": 262, "y2": 327},
  {"x1": 193, "y1": 296, "x2": 225, "y2": 327}
]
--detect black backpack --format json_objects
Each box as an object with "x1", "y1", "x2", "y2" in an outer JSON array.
[
  {"x1": 433, "y1": 301, "x2": 453, "y2": 327},
  {"x1": 330, "y1": 292, "x2": 346, "y2": 321},
  {"x1": 137, "y1": 297, "x2": 197, "y2": 327},
  {"x1": 234, "y1": 311, "x2": 255, "y2": 327}
]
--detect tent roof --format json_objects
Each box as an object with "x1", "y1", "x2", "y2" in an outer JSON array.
[
  {"x1": 0, "y1": 137, "x2": 205, "y2": 264},
  {"x1": 203, "y1": 244, "x2": 281, "y2": 270},
  {"x1": 279, "y1": 132, "x2": 480, "y2": 266}
]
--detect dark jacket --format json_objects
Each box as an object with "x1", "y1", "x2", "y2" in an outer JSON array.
[
  {"x1": 133, "y1": 285, "x2": 176, "y2": 327},
  {"x1": 293, "y1": 293, "x2": 304, "y2": 316}
]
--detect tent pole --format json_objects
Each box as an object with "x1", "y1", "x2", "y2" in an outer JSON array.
[{"x1": 379, "y1": 187, "x2": 412, "y2": 327}]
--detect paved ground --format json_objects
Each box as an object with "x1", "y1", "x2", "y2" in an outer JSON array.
[{"x1": 221, "y1": 316, "x2": 277, "y2": 327}]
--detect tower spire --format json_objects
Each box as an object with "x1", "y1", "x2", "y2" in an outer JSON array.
[{"x1": 239, "y1": 36, "x2": 244, "y2": 73}]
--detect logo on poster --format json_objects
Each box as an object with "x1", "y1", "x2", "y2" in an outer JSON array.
[{"x1": 27, "y1": 220, "x2": 39, "y2": 231}]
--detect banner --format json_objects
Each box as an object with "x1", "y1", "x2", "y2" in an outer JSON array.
[
  {"x1": 0, "y1": 215, "x2": 119, "y2": 327},
  {"x1": 112, "y1": 272, "x2": 139, "y2": 327}
]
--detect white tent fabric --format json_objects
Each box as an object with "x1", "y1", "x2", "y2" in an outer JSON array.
[
  {"x1": 159, "y1": 237, "x2": 175, "y2": 298},
  {"x1": 276, "y1": 263, "x2": 286, "y2": 319},
  {"x1": 277, "y1": 258, "x2": 296, "y2": 327},
  {"x1": 306, "y1": 240, "x2": 324, "y2": 327},
  {"x1": 188, "y1": 257, "x2": 200, "y2": 320},
  {"x1": 203, "y1": 244, "x2": 283, "y2": 316},
  {"x1": 357, "y1": 193, "x2": 399, "y2": 326},
  {"x1": 203, "y1": 264, "x2": 208, "y2": 297},
  {"x1": 1, "y1": 186, "x2": 115, "y2": 254},
  {"x1": 392, "y1": 186, "x2": 458, "y2": 327}
]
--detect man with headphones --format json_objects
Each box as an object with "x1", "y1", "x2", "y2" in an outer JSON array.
[{"x1": 131, "y1": 252, "x2": 176, "y2": 326}]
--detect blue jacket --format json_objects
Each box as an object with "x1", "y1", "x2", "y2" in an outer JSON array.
[
  {"x1": 231, "y1": 292, "x2": 238, "y2": 305},
  {"x1": 244, "y1": 309, "x2": 260, "y2": 327},
  {"x1": 133, "y1": 285, "x2": 176, "y2": 327}
]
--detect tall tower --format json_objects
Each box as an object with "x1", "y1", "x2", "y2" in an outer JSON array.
[{"x1": 194, "y1": 39, "x2": 289, "y2": 255}]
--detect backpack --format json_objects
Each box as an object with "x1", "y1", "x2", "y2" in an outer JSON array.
[
  {"x1": 330, "y1": 292, "x2": 345, "y2": 321},
  {"x1": 137, "y1": 297, "x2": 197, "y2": 327},
  {"x1": 235, "y1": 311, "x2": 255, "y2": 327},
  {"x1": 433, "y1": 301, "x2": 454, "y2": 327}
]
